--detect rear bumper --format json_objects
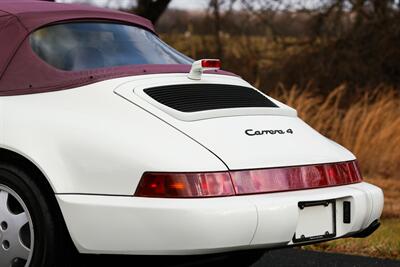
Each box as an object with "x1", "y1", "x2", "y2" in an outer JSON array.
[
  {"x1": 351, "y1": 219, "x2": 380, "y2": 238},
  {"x1": 56, "y1": 182, "x2": 383, "y2": 255}
]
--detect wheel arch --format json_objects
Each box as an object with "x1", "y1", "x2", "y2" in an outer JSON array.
[
  {"x1": 0, "y1": 147, "x2": 55, "y2": 194},
  {"x1": 0, "y1": 147, "x2": 77, "y2": 252}
]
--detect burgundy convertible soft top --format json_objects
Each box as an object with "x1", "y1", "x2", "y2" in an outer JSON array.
[{"x1": 0, "y1": 0, "x2": 231, "y2": 96}]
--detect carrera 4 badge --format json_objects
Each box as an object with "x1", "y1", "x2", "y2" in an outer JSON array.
[{"x1": 245, "y1": 128, "x2": 294, "y2": 136}]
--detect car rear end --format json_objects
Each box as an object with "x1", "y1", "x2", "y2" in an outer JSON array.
[
  {"x1": 57, "y1": 73, "x2": 383, "y2": 255},
  {"x1": 0, "y1": 2, "x2": 383, "y2": 265}
]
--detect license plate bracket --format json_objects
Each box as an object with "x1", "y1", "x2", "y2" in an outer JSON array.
[{"x1": 293, "y1": 200, "x2": 336, "y2": 243}]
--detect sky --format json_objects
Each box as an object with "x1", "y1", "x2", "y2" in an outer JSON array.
[
  {"x1": 56, "y1": 0, "x2": 327, "y2": 11},
  {"x1": 56, "y1": 0, "x2": 210, "y2": 10},
  {"x1": 170, "y1": 0, "x2": 209, "y2": 10}
]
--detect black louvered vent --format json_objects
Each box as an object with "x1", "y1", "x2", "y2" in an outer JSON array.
[{"x1": 144, "y1": 84, "x2": 278, "y2": 112}]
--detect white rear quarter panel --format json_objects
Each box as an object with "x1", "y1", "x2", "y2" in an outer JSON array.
[{"x1": 0, "y1": 76, "x2": 227, "y2": 194}]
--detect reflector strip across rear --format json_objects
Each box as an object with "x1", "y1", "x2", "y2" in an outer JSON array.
[
  {"x1": 135, "y1": 161, "x2": 362, "y2": 198},
  {"x1": 230, "y1": 161, "x2": 362, "y2": 195}
]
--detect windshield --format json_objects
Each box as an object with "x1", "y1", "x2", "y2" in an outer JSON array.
[{"x1": 30, "y1": 22, "x2": 193, "y2": 71}]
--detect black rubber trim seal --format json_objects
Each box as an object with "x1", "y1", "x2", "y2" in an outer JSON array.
[{"x1": 352, "y1": 220, "x2": 381, "y2": 238}]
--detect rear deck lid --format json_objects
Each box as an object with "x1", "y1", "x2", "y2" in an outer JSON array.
[{"x1": 115, "y1": 74, "x2": 354, "y2": 170}]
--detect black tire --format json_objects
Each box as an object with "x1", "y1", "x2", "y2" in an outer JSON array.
[{"x1": 0, "y1": 163, "x2": 74, "y2": 267}]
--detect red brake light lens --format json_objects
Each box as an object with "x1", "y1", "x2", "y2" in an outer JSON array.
[
  {"x1": 201, "y1": 59, "x2": 221, "y2": 69},
  {"x1": 230, "y1": 161, "x2": 362, "y2": 195},
  {"x1": 135, "y1": 172, "x2": 235, "y2": 198},
  {"x1": 134, "y1": 161, "x2": 362, "y2": 198}
]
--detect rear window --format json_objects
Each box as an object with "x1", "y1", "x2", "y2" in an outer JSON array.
[{"x1": 29, "y1": 22, "x2": 193, "y2": 71}]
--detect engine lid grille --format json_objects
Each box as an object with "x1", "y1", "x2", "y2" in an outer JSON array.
[{"x1": 143, "y1": 84, "x2": 278, "y2": 112}]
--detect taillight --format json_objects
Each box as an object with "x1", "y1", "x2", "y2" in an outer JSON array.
[
  {"x1": 231, "y1": 161, "x2": 362, "y2": 195},
  {"x1": 134, "y1": 161, "x2": 362, "y2": 198},
  {"x1": 135, "y1": 172, "x2": 235, "y2": 198}
]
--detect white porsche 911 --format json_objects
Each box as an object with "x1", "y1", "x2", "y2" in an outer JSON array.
[{"x1": 0, "y1": 1, "x2": 383, "y2": 267}]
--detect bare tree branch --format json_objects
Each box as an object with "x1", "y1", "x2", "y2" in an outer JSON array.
[
  {"x1": 134, "y1": 0, "x2": 171, "y2": 24},
  {"x1": 209, "y1": 0, "x2": 224, "y2": 58}
]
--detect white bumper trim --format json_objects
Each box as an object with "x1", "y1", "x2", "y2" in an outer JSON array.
[{"x1": 57, "y1": 182, "x2": 383, "y2": 255}]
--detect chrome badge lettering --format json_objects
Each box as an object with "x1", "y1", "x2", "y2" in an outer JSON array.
[{"x1": 245, "y1": 129, "x2": 294, "y2": 136}]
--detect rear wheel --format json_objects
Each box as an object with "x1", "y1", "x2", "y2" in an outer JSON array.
[
  {"x1": 0, "y1": 185, "x2": 34, "y2": 267},
  {"x1": 0, "y1": 163, "x2": 73, "y2": 267}
]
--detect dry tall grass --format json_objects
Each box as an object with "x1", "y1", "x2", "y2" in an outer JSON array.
[
  {"x1": 270, "y1": 85, "x2": 400, "y2": 179},
  {"x1": 166, "y1": 33, "x2": 400, "y2": 181}
]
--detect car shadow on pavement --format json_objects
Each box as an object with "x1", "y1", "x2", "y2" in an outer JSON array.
[{"x1": 79, "y1": 248, "x2": 400, "y2": 267}]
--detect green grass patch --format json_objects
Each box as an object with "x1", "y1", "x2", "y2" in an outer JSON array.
[{"x1": 303, "y1": 219, "x2": 400, "y2": 260}]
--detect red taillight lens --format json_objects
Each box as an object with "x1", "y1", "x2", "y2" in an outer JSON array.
[
  {"x1": 201, "y1": 59, "x2": 221, "y2": 69},
  {"x1": 135, "y1": 172, "x2": 235, "y2": 198},
  {"x1": 230, "y1": 161, "x2": 362, "y2": 195},
  {"x1": 134, "y1": 161, "x2": 362, "y2": 198}
]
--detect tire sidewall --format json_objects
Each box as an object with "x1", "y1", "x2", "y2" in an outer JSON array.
[{"x1": 0, "y1": 164, "x2": 57, "y2": 267}]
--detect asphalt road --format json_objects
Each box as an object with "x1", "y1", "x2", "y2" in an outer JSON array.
[
  {"x1": 254, "y1": 248, "x2": 400, "y2": 267},
  {"x1": 82, "y1": 248, "x2": 400, "y2": 267}
]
